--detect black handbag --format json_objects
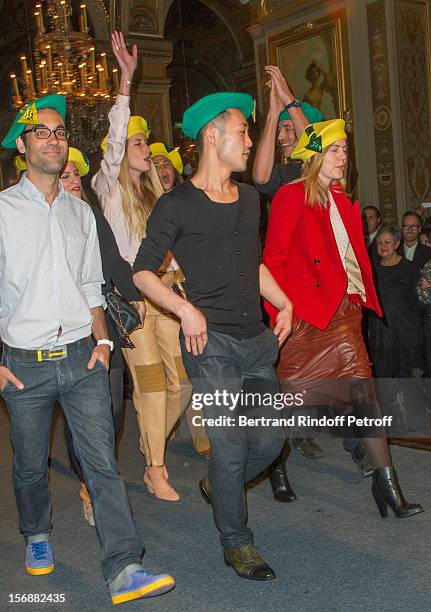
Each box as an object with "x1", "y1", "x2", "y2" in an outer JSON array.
[{"x1": 103, "y1": 289, "x2": 141, "y2": 349}]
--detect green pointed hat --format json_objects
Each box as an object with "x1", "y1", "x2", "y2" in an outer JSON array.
[
  {"x1": 182, "y1": 92, "x2": 254, "y2": 140},
  {"x1": 1, "y1": 94, "x2": 66, "y2": 149}
]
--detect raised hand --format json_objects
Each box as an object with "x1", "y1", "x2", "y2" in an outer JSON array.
[
  {"x1": 265, "y1": 74, "x2": 284, "y2": 116},
  {"x1": 265, "y1": 65, "x2": 295, "y2": 106},
  {"x1": 111, "y1": 30, "x2": 137, "y2": 81}
]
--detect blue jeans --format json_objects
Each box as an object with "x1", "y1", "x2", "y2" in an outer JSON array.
[
  {"x1": 2, "y1": 337, "x2": 142, "y2": 583},
  {"x1": 181, "y1": 328, "x2": 284, "y2": 549}
]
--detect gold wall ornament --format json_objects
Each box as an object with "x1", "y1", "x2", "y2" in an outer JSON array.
[
  {"x1": 367, "y1": 0, "x2": 397, "y2": 223},
  {"x1": 342, "y1": 109, "x2": 353, "y2": 133},
  {"x1": 395, "y1": 0, "x2": 431, "y2": 210}
]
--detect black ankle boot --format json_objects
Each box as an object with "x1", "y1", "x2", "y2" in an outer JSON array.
[
  {"x1": 372, "y1": 466, "x2": 423, "y2": 518},
  {"x1": 268, "y1": 446, "x2": 297, "y2": 503}
]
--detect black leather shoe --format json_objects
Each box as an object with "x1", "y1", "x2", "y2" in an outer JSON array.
[
  {"x1": 372, "y1": 466, "x2": 424, "y2": 518},
  {"x1": 269, "y1": 456, "x2": 297, "y2": 502},
  {"x1": 291, "y1": 437, "x2": 324, "y2": 458},
  {"x1": 224, "y1": 544, "x2": 275, "y2": 580}
]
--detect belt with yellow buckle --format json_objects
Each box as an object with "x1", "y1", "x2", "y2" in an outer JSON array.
[{"x1": 36, "y1": 347, "x2": 68, "y2": 361}]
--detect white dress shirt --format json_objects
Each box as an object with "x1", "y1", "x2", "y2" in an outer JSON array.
[
  {"x1": 0, "y1": 174, "x2": 105, "y2": 349},
  {"x1": 404, "y1": 242, "x2": 418, "y2": 262},
  {"x1": 367, "y1": 229, "x2": 378, "y2": 246}
]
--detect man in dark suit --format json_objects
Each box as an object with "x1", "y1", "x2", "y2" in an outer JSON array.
[
  {"x1": 399, "y1": 211, "x2": 431, "y2": 267},
  {"x1": 362, "y1": 205, "x2": 381, "y2": 266}
]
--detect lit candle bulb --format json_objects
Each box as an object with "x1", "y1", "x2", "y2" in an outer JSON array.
[
  {"x1": 34, "y1": 11, "x2": 42, "y2": 34},
  {"x1": 112, "y1": 67, "x2": 119, "y2": 91},
  {"x1": 80, "y1": 4, "x2": 88, "y2": 32},
  {"x1": 20, "y1": 56, "x2": 28, "y2": 76},
  {"x1": 27, "y1": 70, "x2": 35, "y2": 96},
  {"x1": 41, "y1": 63, "x2": 48, "y2": 90},
  {"x1": 58, "y1": 62, "x2": 64, "y2": 83},
  {"x1": 60, "y1": 0, "x2": 68, "y2": 28},
  {"x1": 100, "y1": 52, "x2": 108, "y2": 74},
  {"x1": 10, "y1": 73, "x2": 21, "y2": 101},
  {"x1": 79, "y1": 63, "x2": 87, "y2": 90},
  {"x1": 88, "y1": 47, "x2": 95, "y2": 73},
  {"x1": 46, "y1": 45, "x2": 52, "y2": 73},
  {"x1": 98, "y1": 66, "x2": 106, "y2": 90}
]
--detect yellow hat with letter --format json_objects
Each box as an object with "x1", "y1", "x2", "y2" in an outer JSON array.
[
  {"x1": 291, "y1": 119, "x2": 347, "y2": 162},
  {"x1": 101, "y1": 115, "x2": 150, "y2": 152},
  {"x1": 150, "y1": 143, "x2": 183, "y2": 175}
]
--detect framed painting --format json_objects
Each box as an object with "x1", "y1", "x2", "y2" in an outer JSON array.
[{"x1": 268, "y1": 10, "x2": 352, "y2": 122}]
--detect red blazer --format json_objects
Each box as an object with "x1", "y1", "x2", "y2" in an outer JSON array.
[{"x1": 263, "y1": 181, "x2": 382, "y2": 330}]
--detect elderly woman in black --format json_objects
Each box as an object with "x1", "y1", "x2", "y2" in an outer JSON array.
[{"x1": 368, "y1": 226, "x2": 427, "y2": 432}]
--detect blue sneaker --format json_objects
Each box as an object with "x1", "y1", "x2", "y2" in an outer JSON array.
[
  {"x1": 111, "y1": 569, "x2": 175, "y2": 605},
  {"x1": 25, "y1": 540, "x2": 54, "y2": 575}
]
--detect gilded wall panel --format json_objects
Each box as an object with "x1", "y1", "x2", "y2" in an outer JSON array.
[
  {"x1": 395, "y1": 0, "x2": 431, "y2": 210},
  {"x1": 134, "y1": 92, "x2": 170, "y2": 142},
  {"x1": 367, "y1": 0, "x2": 397, "y2": 222}
]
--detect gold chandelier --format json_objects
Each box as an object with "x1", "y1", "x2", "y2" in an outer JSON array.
[{"x1": 10, "y1": 0, "x2": 118, "y2": 153}]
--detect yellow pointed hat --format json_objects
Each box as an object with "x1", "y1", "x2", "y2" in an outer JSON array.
[
  {"x1": 67, "y1": 147, "x2": 90, "y2": 177},
  {"x1": 101, "y1": 115, "x2": 150, "y2": 152},
  {"x1": 291, "y1": 119, "x2": 347, "y2": 161},
  {"x1": 13, "y1": 155, "x2": 27, "y2": 175},
  {"x1": 150, "y1": 143, "x2": 183, "y2": 175}
]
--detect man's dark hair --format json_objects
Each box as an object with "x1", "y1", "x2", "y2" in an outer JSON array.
[
  {"x1": 402, "y1": 210, "x2": 422, "y2": 225},
  {"x1": 363, "y1": 205, "x2": 381, "y2": 219},
  {"x1": 195, "y1": 109, "x2": 231, "y2": 156}
]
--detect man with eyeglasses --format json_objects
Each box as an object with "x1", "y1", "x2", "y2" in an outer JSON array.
[
  {"x1": 0, "y1": 95, "x2": 174, "y2": 604},
  {"x1": 399, "y1": 210, "x2": 431, "y2": 267}
]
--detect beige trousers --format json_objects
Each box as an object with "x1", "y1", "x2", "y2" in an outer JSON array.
[
  {"x1": 122, "y1": 301, "x2": 192, "y2": 466},
  {"x1": 123, "y1": 264, "x2": 210, "y2": 460}
]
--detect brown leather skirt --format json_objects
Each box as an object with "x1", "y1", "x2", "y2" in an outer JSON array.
[{"x1": 277, "y1": 294, "x2": 375, "y2": 410}]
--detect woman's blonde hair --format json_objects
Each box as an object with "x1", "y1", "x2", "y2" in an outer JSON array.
[
  {"x1": 118, "y1": 151, "x2": 165, "y2": 241},
  {"x1": 80, "y1": 185, "x2": 90, "y2": 204},
  {"x1": 296, "y1": 144, "x2": 347, "y2": 208}
]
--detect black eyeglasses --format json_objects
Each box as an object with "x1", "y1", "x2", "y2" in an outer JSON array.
[
  {"x1": 21, "y1": 126, "x2": 69, "y2": 141},
  {"x1": 402, "y1": 224, "x2": 420, "y2": 230}
]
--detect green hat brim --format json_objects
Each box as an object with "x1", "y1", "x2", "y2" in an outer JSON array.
[
  {"x1": 182, "y1": 92, "x2": 254, "y2": 140},
  {"x1": 1, "y1": 94, "x2": 67, "y2": 149},
  {"x1": 279, "y1": 101, "x2": 324, "y2": 124}
]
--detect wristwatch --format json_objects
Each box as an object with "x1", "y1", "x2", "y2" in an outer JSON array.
[
  {"x1": 97, "y1": 339, "x2": 114, "y2": 352},
  {"x1": 285, "y1": 98, "x2": 301, "y2": 111}
]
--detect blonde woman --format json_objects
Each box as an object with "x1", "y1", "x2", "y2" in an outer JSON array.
[
  {"x1": 92, "y1": 31, "x2": 190, "y2": 501},
  {"x1": 263, "y1": 119, "x2": 422, "y2": 519}
]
